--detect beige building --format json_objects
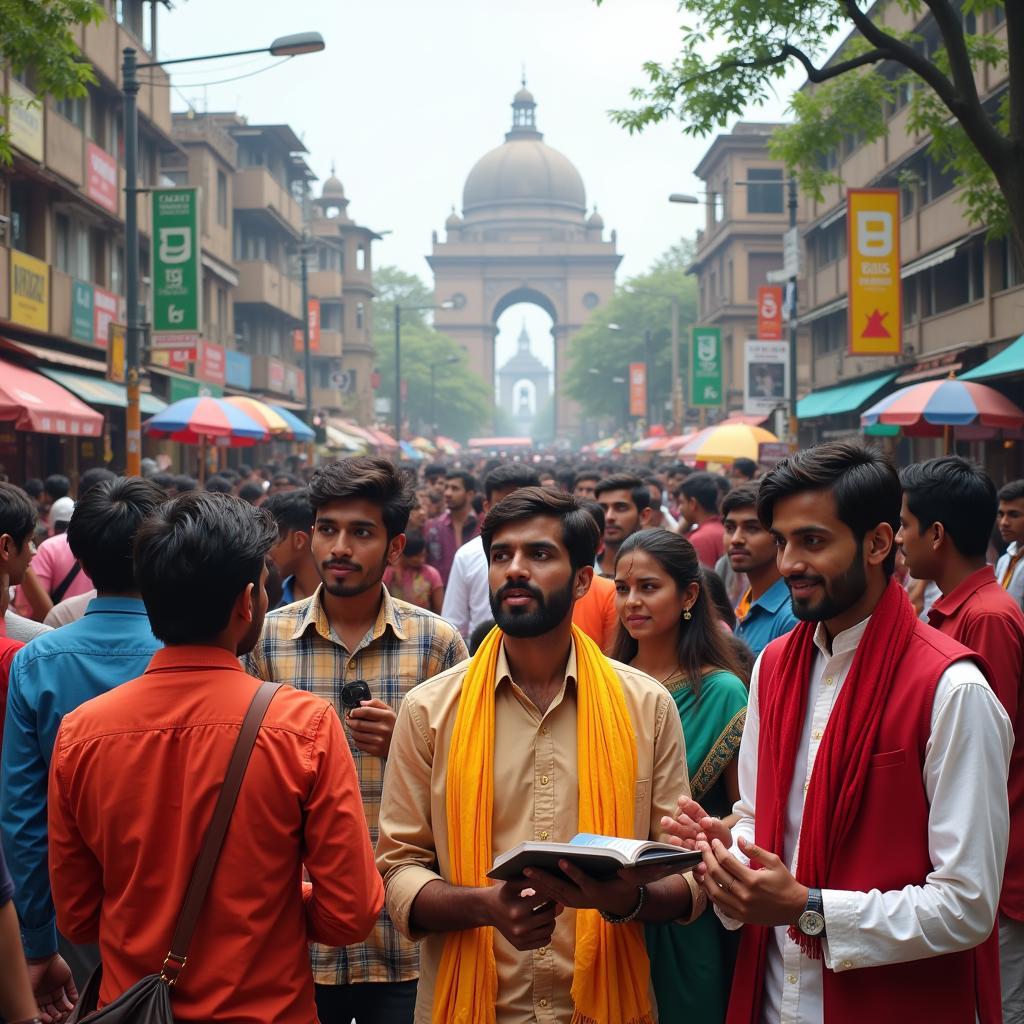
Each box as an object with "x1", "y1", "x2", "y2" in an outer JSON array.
[{"x1": 687, "y1": 123, "x2": 811, "y2": 425}]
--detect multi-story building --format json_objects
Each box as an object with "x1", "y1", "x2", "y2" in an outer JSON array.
[{"x1": 687, "y1": 123, "x2": 810, "y2": 428}]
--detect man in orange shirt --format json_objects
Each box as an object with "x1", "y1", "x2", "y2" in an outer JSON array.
[
  {"x1": 572, "y1": 501, "x2": 620, "y2": 651},
  {"x1": 48, "y1": 492, "x2": 382, "y2": 1024}
]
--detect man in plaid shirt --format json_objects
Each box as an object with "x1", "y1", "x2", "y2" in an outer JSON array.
[{"x1": 245, "y1": 457, "x2": 467, "y2": 1024}]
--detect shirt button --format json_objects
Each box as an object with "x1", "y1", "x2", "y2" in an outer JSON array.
[
  {"x1": 538, "y1": 947, "x2": 548, "y2": 956},
  {"x1": 787, "y1": 974, "x2": 797, "y2": 984},
  {"x1": 842, "y1": 960, "x2": 853, "y2": 969},
  {"x1": 540, "y1": 775, "x2": 549, "y2": 785},
  {"x1": 803, "y1": 782, "x2": 810, "y2": 793},
  {"x1": 539, "y1": 830, "x2": 550, "y2": 840},
  {"x1": 825, "y1": 676, "x2": 834, "y2": 686},
  {"x1": 541, "y1": 727, "x2": 550, "y2": 735},
  {"x1": 812, "y1": 729, "x2": 823, "y2": 740},
  {"x1": 539, "y1": 998, "x2": 548, "y2": 1008}
]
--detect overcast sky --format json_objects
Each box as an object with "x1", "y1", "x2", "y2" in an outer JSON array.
[{"x1": 158, "y1": 0, "x2": 805, "y2": 375}]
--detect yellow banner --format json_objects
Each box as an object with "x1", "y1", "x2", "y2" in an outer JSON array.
[
  {"x1": 847, "y1": 189, "x2": 901, "y2": 355},
  {"x1": 107, "y1": 323, "x2": 126, "y2": 384},
  {"x1": 10, "y1": 250, "x2": 49, "y2": 331},
  {"x1": 8, "y1": 80, "x2": 43, "y2": 162}
]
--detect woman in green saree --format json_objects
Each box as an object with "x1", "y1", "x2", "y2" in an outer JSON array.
[{"x1": 613, "y1": 528, "x2": 750, "y2": 1024}]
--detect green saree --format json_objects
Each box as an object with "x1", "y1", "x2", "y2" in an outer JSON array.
[{"x1": 645, "y1": 670, "x2": 748, "y2": 1024}]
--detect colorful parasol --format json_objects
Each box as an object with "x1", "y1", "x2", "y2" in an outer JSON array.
[
  {"x1": 223, "y1": 396, "x2": 291, "y2": 437},
  {"x1": 678, "y1": 423, "x2": 778, "y2": 464},
  {"x1": 144, "y1": 396, "x2": 268, "y2": 446},
  {"x1": 265, "y1": 403, "x2": 315, "y2": 442}
]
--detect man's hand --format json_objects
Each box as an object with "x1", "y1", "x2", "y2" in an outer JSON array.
[
  {"x1": 346, "y1": 699, "x2": 397, "y2": 758},
  {"x1": 699, "y1": 836, "x2": 808, "y2": 927},
  {"x1": 524, "y1": 860, "x2": 644, "y2": 918},
  {"x1": 662, "y1": 796, "x2": 733, "y2": 851},
  {"x1": 482, "y1": 878, "x2": 562, "y2": 951},
  {"x1": 26, "y1": 954, "x2": 77, "y2": 1024}
]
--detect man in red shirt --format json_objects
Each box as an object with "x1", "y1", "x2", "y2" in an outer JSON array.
[
  {"x1": 677, "y1": 472, "x2": 725, "y2": 568},
  {"x1": 48, "y1": 491, "x2": 382, "y2": 1024},
  {"x1": 424, "y1": 470, "x2": 479, "y2": 585},
  {"x1": 898, "y1": 456, "x2": 1024, "y2": 1022}
]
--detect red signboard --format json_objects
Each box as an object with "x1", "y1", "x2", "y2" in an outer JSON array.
[
  {"x1": 86, "y1": 142, "x2": 118, "y2": 213},
  {"x1": 629, "y1": 362, "x2": 647, "y2": 418},
  {"x1": 268, "y1": 357, "x2": 286, "y2": 393},
  {"x1": 292, "y1": 300, "x2": 321, "y2": 353},
  {"x1": 197, "y1": 340, "x2": 226, "y2": 385},
  {"x1": 168, "y1": 348, "x2": 190, "y2": 372},
  {"x1": 92, "y1": 286, "x2": 120, "y2": 351},
  {"x1": 757, "y1": 285, "x2": 783, "y2": 341}
]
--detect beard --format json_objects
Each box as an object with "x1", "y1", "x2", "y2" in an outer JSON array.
[
  {"x1": 787, "y1": 549, "x2": 867, "y2": 623},
  {"x1": 490, "y1": 576, "x2": 576, "y2": 638},
  {"x1": 319, "y1": 551, "x2": 388, "y2": 597}
]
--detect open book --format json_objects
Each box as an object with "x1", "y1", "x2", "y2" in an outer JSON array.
[{"x1": 487, "y1": 833, "x2": 702, "y2": 882}]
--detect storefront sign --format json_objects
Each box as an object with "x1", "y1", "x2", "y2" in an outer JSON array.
[
  {"x1": 151, "y1": 348, "x2": 191, "y2": 373},
  {"x1": 268, "y1": 357, "x2": 286, "y2": 393},
  {"x1": 151, "y1": 188, "x2": 201, "y2": 344},
  {"x1": 93, "y1": 286, "x2": 119, "y2": 351},
  {"x1": 71, "y1": 280, "x2": 94, "y2": 343},
  {"x1": 10, "y1": 250, "x2": 49, "y2": 330},
  {"x1": 86, "y1": 142, "x2": 118, "y2": 213},
  {"x1": 107, "y1": 324, "x2": 126, "y2": 384},
  {"x1": 847, "y1": 188, "x2": 902, "y2": 355},
  {"x1": 628, "y1": 362, "x2": 647, "y2": 418},
  {"x1": 690, "y1": 326, "x2": 722, "y2": 407},
  {"x1": 169, "y1": 377, "x2": 223, "y2": 403},
  {"x1": 197, "y1": 340, "x2": 226, "y2": 385},
  {"x1": 9, "y1": 80, "x2": 43, "y2": 162},
  {"x1": 225, "y1": 349, "x2": 252, "y2": 390},
  {"x1": 744, "y1": 340, "x2": 790, "y2": 415},
  {"x1": 757, "y1": 286, "x2": 783, "y2": 341}
]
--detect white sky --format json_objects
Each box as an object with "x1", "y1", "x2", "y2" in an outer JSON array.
[{"x1": 158, "y1": 0, "x2": 806, "y2": 376}]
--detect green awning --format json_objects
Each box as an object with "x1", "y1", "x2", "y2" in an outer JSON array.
[
  {"x1": 961, "y1": 335, "x2": 1024, "y2": 381},
  {"x1": 797, "y1": 372, "x2": 899, "y2": 420},
  {"x1": 39, "y1": 368, "x2": 167, "y2": 415}
]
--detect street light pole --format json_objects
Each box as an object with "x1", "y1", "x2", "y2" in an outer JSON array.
[
  {"x1": 393, "y1": 303, "x2": 402, "y2": 442},
  {"x1": 643, "y1": 328, "x2": 653, "y2": 428},
  {"x1": 429, "y1": 355, "x2": 458, "y2": 439},
  {"x1": 299, "y1": 234, "x2": 313, "y2": 432},
  {"x1": 787, "y1": 176, "x2": 799, "y2": 443}
]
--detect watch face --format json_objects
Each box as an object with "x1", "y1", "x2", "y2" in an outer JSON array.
[{"x1": 798, "y1": 910, "x2": 825, "y2": 937}]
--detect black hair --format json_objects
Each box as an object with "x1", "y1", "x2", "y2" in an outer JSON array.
[
  {"x1": 555, "y1": 467, "x2": 576, "y2": 492},
  {"x1": 757, "y1": 442, "x2": 901, "y2": 577},
  {"x1": 593, "y1": 473, "x2": 652, "y2": 513},
  {"x1": 482, "y1": 486, "x2": 600, "y2": 573},
  {"x1": 611, "y1": 529, "x2": 743, "y2": 695},
  {"x1": 484, "y1": 463, "x2": 541, "y2": 502},
  {"x1": 679, "y1": 472, "x2": 720, "y2": 514},
  {"x1": 732, "y1": 458, "x2": 758, "y2": 480},
  {"x1": 219, "y1": 469, "x2": 241, "y2": 484},
  {"x1": 133, "y1": 491, "x2": 278, "y2": 645},
  {"x1": 573, "y1": 470, "x2": 601, "y2": 488},
  {"x1": 271, "y1": 472, "x2": 302, "y2": 488},
  {"x1": 424, "y1": 462, "x2": 447, "y2": 480},
  {"x1": 999, "y1": 480, "x2": 1024, "y2": 503},
  {"x1": 469, "y1": 618, "x2": 496, "y2": 655},
  {"x1": 173, "y1": 475, "x2": 198, "y2": 493},
  {"x1": 151, "y1": 473, "x2": 175, "y2": 492},
  {"x1": 238, "y1": 481, "x2": 265, "y2": 504},
  {"x1": 701, "y1": 565, "x2": 737, "y2": 631},
  {"x1": 446, "y1": 469, "x2": 478, "y2": 492},
  {"x1": 308, "y1": 456, "x2": 415, "y2": 539},
  {"x1": 0, "y1": 483, "x2": 38, "y2": 547},
  {"x1": 403, "y1": 531, "x2": 426, "y2": 558},
  {"x1": 44, "y1": 474, "x2": 71, "y2": 502},
  {"x1": 580, "y1": 499, "x2": 606, "y2": 535},
  {"x1": 204, "y1": 475, "x2": 234, "y2": 494},
  {"x1": 67, "y1": 477, "x2": 165, "y2": 592},
  {"x1": 721, "y1": 481, "x2": 761, "y2": 520},
  {"x1": 23, "y1": 478, "x2": 43, "y2": 499},
  {"x1": 79, "y1": 467, "x2": 116, "y2": 497},
  {"x1": 262, "y1": 487, "x2": 314, "y2": 535},
  {"x1": 666, "y1": 463, "x2": 692, "y2": 479},
  {"x1": 899, "y1": 457, "x2": 997, "y2": 559}
]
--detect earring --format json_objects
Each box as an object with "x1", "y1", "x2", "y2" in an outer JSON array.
[{"x1": 683, "y1": 608, "x2": 692, "y2": 621}]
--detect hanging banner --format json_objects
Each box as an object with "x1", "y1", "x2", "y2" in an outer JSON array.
[
  {"x1": 71, "y1": 280, "x2": 94, "y2": 343},
  {"x1": 847, "y1": 188, "x2": 902, "y2": 355},
  {"x1": 10, "y1": 250, "x2": 49, "y2": 330},
  {"x1": 293, "y1": 299, "x2": 322, "y2": 353},
  {"x1": 93, "y1": 286, "x2": 120, "y2": 351},
  {"x1": 151, "y1": 187, "x2": 201, "y2": 345},
  {"x1": 197, "y1": 340, "x2": 226, "y2": 386},
  {"x1": 628, "y1": 362, "x2": 647, "y2": 417},
  {"x1": 690, "y1": 326, "x2": 722, "y2": 407},
  {"x1": 86, "y1": 143, "x2": 118, "y2": 214},
  {"x1": 107, "y1": 324, "x2": 126, "y2": 384},
  {"x1": 9, "y1": 80, "x2": 43, "y2": 162},
  {"x1": 757, "y1": 285, "x2": 783, "y2": 340},
  {"x1": 744, "y1": 340, "x2": 790, "y2": 415}
]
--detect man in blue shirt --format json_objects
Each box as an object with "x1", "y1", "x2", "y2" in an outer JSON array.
[
  {"x1": 263, "y1": 487, "x2": 319, "y2": 608},
  {"x1": 1, "y1": 475, "x2": 165, "y2": 1016},
  {"x1": 722, "y1": 481, "x2": 798, "y2": 655}
]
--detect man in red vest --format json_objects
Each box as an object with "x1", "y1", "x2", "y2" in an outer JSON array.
[{"x1": 665, "y1": 442, "x2": 1013, "y2": 1024}]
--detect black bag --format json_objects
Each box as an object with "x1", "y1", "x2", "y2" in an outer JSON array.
[{"x1": 66, "y1": 682, "x2": 281, "y2": 1022}]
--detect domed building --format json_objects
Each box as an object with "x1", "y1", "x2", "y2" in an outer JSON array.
[{"x1": 429, "y1": 82, "x2": 620, "y2": 438}]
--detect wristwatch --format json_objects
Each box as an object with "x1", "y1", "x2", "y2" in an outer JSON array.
[{"x1": 797, "y1": 887, "x2": 825, "y2": 937}]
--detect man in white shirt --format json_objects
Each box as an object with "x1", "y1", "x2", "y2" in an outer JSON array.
[
  {"x1": 666, "y1": 442, "x2": 1013, "y2": 1024},
  {"x1": 441, "y1": 464, "x2": 540, "y2": 638},
  {"x1": 997, "y1": 479, "x2": 1024, "y2": 605}
]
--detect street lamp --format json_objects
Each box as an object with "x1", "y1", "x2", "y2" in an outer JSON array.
[
  {"x1": 121, "y1": 32, "x2": 325, "y2": 476},
  {"x1": 668, "y1": 193, "x2": 700, "y2": 205},
  {"x1": 623, "y1": 282, "x2": 687, "y2": 431},
  {"x1": 394, "y1": 300, "x2": 455, "y2": 443},
  {"x1": 429, "y1": 355, "x2": 459, "y2": 439}
]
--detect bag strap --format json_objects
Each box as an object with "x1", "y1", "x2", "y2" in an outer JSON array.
[
  {"x1": 50, "y1": 561, "x2": 82, "y2": 604},
  {"x1": 160, "y1": 681, "x2": 281, "y2": 986}
]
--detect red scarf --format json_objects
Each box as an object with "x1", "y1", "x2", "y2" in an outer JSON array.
[{"x1": 760, "y1": 577, "x2": 917, "y2": 957}]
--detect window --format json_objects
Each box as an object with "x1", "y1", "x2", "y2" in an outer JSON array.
[
  {"x1": 811, "y1": 216, "x2": 846, "y2": 268},
  {"x1": 321, "y1": 302, "x2": 342, "y2": 331},
  {"x1": 112, "y1": 244, "x2": 125, "y2": 295},
  {"x1": 992, "y1": 6, "x2": 1006, "y2": 26},
  {"x1": 116, "y1": 0, "x2": 144, "y2": 39},
  {"x1": 997, "y1": 237, "x2": 1024, "y2": 291},
  {"x1": 747, "y1": 168, "x2": 785, "y2": 214},
  {"x1": 356, "y1": 244, "x2": 366, "y2": 271},
  {"x1": 903, "y1": 278, "x2": 917, "y2": 325},
  {"x1": 216, "y1": 170, "x2": 228, "y2": 227},
  {"x1": 54, "y1": 95, "x2": 85, "y2": 129},
  {"x1": 55, "y1": 214, "x2": 71, "y2": 273},
  {"x1": 90, "y1": 226, "x2": 106, "y2": 286},
  {"x1": 748, "y1": 252, "x2": 784, "y2": 298},
  {"x1": 355, "y1": 302, "x2": 365, "y2": 330},
  {"x1": 924, "y1": 154, "x2": 957, "y2": 204},
  {"x1": 711, "y1": 192, "x2": 725, "y2": 223},
  {"x1": 919, "y1": 239, "x2": 986, "y2": 317},
  {"x1": 54, "y1": 214, "x2": 92, "y2": 279},
  {"x1": 812, "y1": 311, "x2": 847, "y2": 356},
  {"x1": 217, "y1": 287, "x2": 228, "y2": 340}
]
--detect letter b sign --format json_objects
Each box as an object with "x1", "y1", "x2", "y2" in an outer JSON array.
[{"x1": 857, "y1": 211, "x2": 893, "y2": 257}]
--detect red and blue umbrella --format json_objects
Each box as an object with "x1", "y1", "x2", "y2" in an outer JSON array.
[
  {"x1": 144, "y1": 396, "x2": 269, "y2": 446},
  {"x1": 266, "y1": 403, "x2": 315, "y2": 443}
]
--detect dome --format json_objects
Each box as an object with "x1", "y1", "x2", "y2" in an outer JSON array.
[
  {"x1": 514, "y1": 86, "x2": 534, "y2": 105},
  {"x1": 587, "y1": 207, "x2": 604, "y2": 228},
  {"x1": 445, "y1": 206, "x2": 463, "y2": 229},
  {"x1": 321, "y1": 165, "x2": 345, "y2": 201}
]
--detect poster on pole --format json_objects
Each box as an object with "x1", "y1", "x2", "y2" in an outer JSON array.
[
  {"x1": 847, "y1": 188, "x2": 902, "y2": 355},
  {"x1": 744, "y1": 340, "x2": 790, "y2": 415},
  {"x1": 757, "y1": 286, "x2": 783, "y2": 340},
  {"x1": 629, "y1": 362, "x2": 647, "y2": 417},
  {"x1": 151, "y1": 187, "x2": 201, "y2": 347},
  {"x1": 690, "y1": 326, "x2": 722, "y2": 407}
]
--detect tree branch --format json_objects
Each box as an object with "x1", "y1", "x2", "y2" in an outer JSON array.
[
  {"x1": 922, "y1": 0, "x2": 986, "y2": 118},
  {"x1": 781, "y1": 43, "x2": 889, "y2": 82},
  {"x1": 1004, "y1": 0, "x2": 1024, "y2": 144}
]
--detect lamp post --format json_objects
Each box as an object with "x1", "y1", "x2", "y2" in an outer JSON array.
[
  {"x1": 429, "y1": 355, "x2": 459, "y2": 439},
  {"x1": 394, "y1": 300, "x2": 455, "y2": 443},
  {"x1": 298, "y1": 232, "x2": 314, "y2": 434},
  {"x1": 121, "y1": 32, "x2": 325, "y2": 476}
]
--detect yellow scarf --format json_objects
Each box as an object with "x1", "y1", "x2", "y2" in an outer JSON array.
[{"x1": 432, "y1": 624, "x2": 654, "y2": 1024}]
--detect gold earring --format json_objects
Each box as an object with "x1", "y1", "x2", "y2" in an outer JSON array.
[{"x1": 683, "y1": 608, "x2": 692, "y2": 621}]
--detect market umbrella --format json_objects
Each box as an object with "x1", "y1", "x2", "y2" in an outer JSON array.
[
  {"x1": 410, "y1": 436, "x2": 436, "y2": 452},
  {"x1": 861, "y1": 376, "x2": 1024, "y2": 452},
  {"x1": 400, "y1": 440, "x2": 425, "y2": 461},
  {"x1": 678, "y1": 423, "x2": 778, "y2": 464},
  {"x1": 265, "y1": 403, "x2": 315, "y2": 443},
  {"x1": 223, "y1": 396, "x2": 291, "y2": 437}
]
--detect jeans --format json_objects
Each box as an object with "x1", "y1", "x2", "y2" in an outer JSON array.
[{"x1": 314, "y1": 980, "x2": 417, "y2": 1024}]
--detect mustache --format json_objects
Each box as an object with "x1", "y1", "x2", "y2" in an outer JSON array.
[
  {"x1": 323, "y1": 560, "x2": 361, "y2": 571},
  {"x1": 494, "y1": 580, "x2": 545, "y2": 603},
  {"x1": 786, "y1": 574, "x2": 826, "y2": 588}
]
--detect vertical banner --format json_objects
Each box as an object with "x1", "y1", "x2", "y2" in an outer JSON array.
[
  {"x1": 107, "y1": 324, "x2": 127, "y2": 384},
  {"x1": 628, "y1": 362, "x2": 647, "y2": 417},
  {"x1": 10, "y1": 250, "x2": 49, "y2": 330},
  {"x1": 757, "y1": 285, "x2": 783, "y2": 340},
  {"x1": 151, "y1": 188, "x2": 201, "y2": 346},
  {"x1": 690, "y1": 326, "x2": 723, "y2": 407},
  {"x1": 71, "y1": 281, "x2": 94, "y2": 343},
  {"x1": 295, "y1": 300, "x2": 322, "y2": 352},
  {"x1": 86, "y1": 143, "x2": 118, "y2": 214},
  {"x1": 92, "y1": 286, "x2": 119, "y2": 351},
  {"x1": 744, "y1": 340, "x2": 790, "y2": 415},
  {"x1": 847, "y1": 188, "x2": 902, "y2": 355}
]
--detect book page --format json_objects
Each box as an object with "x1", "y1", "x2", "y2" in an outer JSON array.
[{"x1": 570, "y1": 834, "x2": 650, "y2": 858}]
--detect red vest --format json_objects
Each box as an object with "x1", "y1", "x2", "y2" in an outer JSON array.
[{"x1": 727, "y1": 621, "x2": 1001, "y2": 1024}]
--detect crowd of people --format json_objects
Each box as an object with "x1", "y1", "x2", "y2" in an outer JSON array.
[{"x1": 0, "y1": 441, "x2": 1021, "y2": 1024}]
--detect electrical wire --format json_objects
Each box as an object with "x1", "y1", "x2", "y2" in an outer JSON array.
[{"x1": 135, "y1": 56, "x2": 293, "y2": 88}]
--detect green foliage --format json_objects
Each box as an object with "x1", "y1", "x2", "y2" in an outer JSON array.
[
  {"x1": 564, "y1": 241, "x2": 697, "y2": 424},
  {"x1": 372, "y1": 266, "x2": 492, "y2": 442},
  {"x1": 0, "y1": 0, "x2": 104, "y2": 164}
]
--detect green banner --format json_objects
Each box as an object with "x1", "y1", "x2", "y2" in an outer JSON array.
[
  {"x1": 168, "y1": 377, "x2": 223, "y2": 403},
  {"x1": 71, "y1": 280, "x2": 93, "y2": 343},
  {"x1": 691, "y1": 326, "x2": 723, "y2": 407},
  {"x1": 151, "y1": 187, "x2": 201, "y2": 336}
]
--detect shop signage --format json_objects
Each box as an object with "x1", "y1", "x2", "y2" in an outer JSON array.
[
  {"x1": 169, "y1": 377, "x2": 223, "y2": 403},
  {"x1": 225, "y1": 349, "x2": 252, "y2": 390},
  {"x1": 9, "y1": 80, "x2": 43, "y2": 162},
  {"x1": 93, "y1": 286, "x2": 119, "y2": 351},
  {"x1": 268, "y1": 357, "x2": 286, "y2": 393},
  {"x1": 107, "y1": 324, "x2": 126, "y2": 384},
  {"x1": 293, "y1": 299, "x2": 321, "y2": 353},
  {"x1": 847, "y1": 188, "x2": 902, "y2": 356},
  {"x1": 151, "y1": 187, "x2": 201, "y2": 344},
  {"x1": 744, "y1": 340, "x2": 790, "y2": 416},
  {"x1": 757, "y1": 286, "x2": 783, "y2": 341},
  {"x1": 690, "y1": 326, "x2": 722, "y2": 407},
  {"x1": 10, "y1": 250, "x2": 49, "y2": 330},
  {"x1": 628, "y1": 362, "x2": 647, "y2": 418},
  {"x1": 86, "y1": 142, "x2": 118, "y2": 213},
  {"x1": 197, "y1": 340, "x2": 226, "y2": 385},
  {"x1": 71, "y1": 280, "x2": 94, "y2": 342}
]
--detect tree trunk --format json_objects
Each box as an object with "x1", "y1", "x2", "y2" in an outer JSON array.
[{"x1": 995, "y1": 164, "x2": 1024, "y2": 272}]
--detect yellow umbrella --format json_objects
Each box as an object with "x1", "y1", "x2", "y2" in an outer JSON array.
[
  {"x1": 410, "y1": 436, "x2": 436, "y2": 451},
  {"x1": 679, "y1": 423, "x2": 778, "y2": 463},
  {"x1": 223, "y1": 396, "x2": 291, "y2": 436}
]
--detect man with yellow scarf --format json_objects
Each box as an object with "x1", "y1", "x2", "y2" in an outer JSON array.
[{"x1": 377, "y1": 488, "x2": 704, "y2": 1024}]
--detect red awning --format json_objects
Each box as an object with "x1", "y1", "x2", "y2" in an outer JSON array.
[{"x1": 0, "y1": 359, "x2": 103, "y2": 437}]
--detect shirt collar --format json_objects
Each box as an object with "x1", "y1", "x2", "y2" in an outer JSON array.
[
  {"x1": 290, "y1": 583, "x2": 408, "y2": 645},
  {"x1": 749, "y1": 575, "x2": 790, "y2": 614},
  {"x1": 83, "y1": 596, "x2": 150, "y2": 616},
  {"x1": 930, "y1": 565, "x2": 998, "y2": 619},
  {"x1": 813, "y1": 613, "x2": 871, "y2": 659},
  {"x1": 1008, "y1": 542, "x2": 1021, "y2": 558},
  {"x1": 146, "y1": 645, "x2": 246, "y2": 674},
  {"x1": 494, "y1": 636, "x2": 578, "y2": 691}
]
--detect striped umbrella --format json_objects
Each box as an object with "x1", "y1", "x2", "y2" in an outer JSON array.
[
  {"x1": 266, "y1": 404, "x2": 315, "y2": 443},
  {"x1": 224, "y1": 396, "x2": 292, "y2": 436},
  {"x1": 678, "y1": 423, "x2": 778, "y2": 464},
  {"x1": 144, "y1": 396, "x2": 268, "y2": 445}
]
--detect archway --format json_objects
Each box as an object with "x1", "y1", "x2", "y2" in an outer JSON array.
[{"x1": 494, "y1": 301, "x2": 554, "y2": 440}]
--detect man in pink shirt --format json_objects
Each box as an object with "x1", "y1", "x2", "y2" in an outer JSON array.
[{"x1": 678, "y1": 472, "x2": 725, "y2": 567}]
